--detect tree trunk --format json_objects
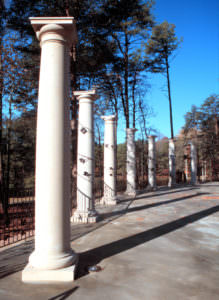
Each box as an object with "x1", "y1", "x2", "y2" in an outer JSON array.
[
  {"x1": 65, "y1": 0, "x2": 79, "y2": 209},
  {"x1": 0, "y1": 80, "x2": 3, "y2": 204},
  {"x1": 6, "y1": 96, "x2": 12, "y2": 199},
  {"x1": 215, "y1": 116, "x2": 219, "y2": 137},
  {"x1": 0, "y1": 33, "x2": 3, "y2": 206},
  {"x1": 165, "y1": 54, "x2": 174, "y2": 139},
  {"x1": 124, "y1": 29, "x2": 129, "y2": 129},
  {"x1": 0, "y1": 30, "x2": 7, "y2": 221},
  {"x1": 132, "y1": 71, "x2": 137, "y2": 129},
  {"x1": 70, "y1": 56, "x2": 78, "y2": 209}
]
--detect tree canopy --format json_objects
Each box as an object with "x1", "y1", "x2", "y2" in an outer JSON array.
[
  {"x1": 0, "y1": 0, "x2": 185, "y2": 197},
  {"x1": 183, "y1": 94, "x2": 219, "y2": 180}
]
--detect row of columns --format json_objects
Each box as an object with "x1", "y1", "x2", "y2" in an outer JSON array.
[
  {"x1": 72, "y1": 106, "x2": 118, "y2": 224},
  {"x1": 148, "y1": 138, "x2": 198, "y2": 189},
  {"x1": 22, "y1": 17, "x2": 198, "y2": 284},
  {"x1": 71, "y1": 120, "x2": 198, "y2": 224}
]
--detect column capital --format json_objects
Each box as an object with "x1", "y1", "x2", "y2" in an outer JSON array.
[
  {"x1": 188, "y1": 140, "x2": 195, "y2": 146},
  {"x1": 169, "y1": 138, "x2": 175, "y2": 144},
  {"x1": 148, "y1": 135, "x2": 157, "y2": 139},
  {"x1": 73, "y1": 90, "x2": 97, "y2": 102},
  {"x1": 101, "y1": 115, "x2": 117, "y2": 122},
  {"x1": 30, "y1": 17, "x2": 77, "y2": 47},
  {"x1": 126, "y1": 128, "x2": 137, "y2": 133}
]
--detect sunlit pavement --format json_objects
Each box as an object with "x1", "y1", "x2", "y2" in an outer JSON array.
[{"x1": 0, "y1": 182, "x2": 218, "y2": 300}]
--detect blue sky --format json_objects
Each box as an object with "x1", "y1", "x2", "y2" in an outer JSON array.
[{"x1": 147, "y1": 0, "x2": 219, "y2": 138}]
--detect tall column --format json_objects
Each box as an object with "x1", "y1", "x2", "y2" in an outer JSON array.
[
  {"x1": 126, "y1": 128, "x2": 137, "y2": 196},
  {"x1": 204, "y1": 160, "x2": 207, "y2": 181},
  {"x1": 185, "y1": 157, "x2": 188, "y2": 182},
  {"x1": 147, "y1": 135, "x2": 157, "y2": 190},
  {"x1": 201, "y1": 162, "x2": 204, "y2": 182},
  {"x1": 71, "y1": 90, "x2": 98, "y2": 222},
  {"x1": 168, "y1": 138, "x2": 176, "y2": 187},
  {"x1": 22, "y1": 17, "x2": 78, "y2": 283},
  {"x1": 190, "y1": 141, "x2": 197, "y2": 185},
  {"x1": 101, "y1": 115, "x2": 117, "y2": 205}
]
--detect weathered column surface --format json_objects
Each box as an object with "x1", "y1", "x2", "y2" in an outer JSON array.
[
  {"x1": 168, "y1": 138, "x2": 176, "y2": 187},
  {"x1": 204, "y1": 161, "x2": 207, "y2": 181},
  {"x1": 184, "y1": 157, "x2": 189, "y2": 182},
  {"x1": 125, "y1": 128, "x2": 137, "y2": 196},
  {"x1": 148, "y1": 135, "x2": 157, "y2": 190},
  {"x1": 101, "y1": 115, "x2": 117, "y2": 205},
  {"x1": 201, "y1": 162, "x2": 204, "y2": 182},
  {"x1": 71, "y1": 90, "x2": 98, "y2": 222},
  {"x1": 22, "y1": 17, "x2": 78, "y2": 283},
  {"x1": 190, "y1": 141, "x2": 197, "y2": 185}
]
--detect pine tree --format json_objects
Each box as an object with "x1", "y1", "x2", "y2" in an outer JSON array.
[
  {"x1": 146, "y1": 21, "x2": 182, "y2": 139},
  {"x1": 5, "y1": 0, "x2": 120, "y2": 204},
  {"x1": 0, "y1": 0, "x2": 8, "y2": 219},
  {"x1": 99, "y1": 0, "x2": 154, "y2": 128}
]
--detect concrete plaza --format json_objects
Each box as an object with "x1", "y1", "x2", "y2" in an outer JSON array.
[{"x1": 0, "y1": 182, "x2": 218, "y2": 299}]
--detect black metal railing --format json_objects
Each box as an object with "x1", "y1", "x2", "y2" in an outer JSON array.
[
  {"x1": 0, "y1": 174, "x2": 172, "y2": 248},
  {"x1": 0, "y1": 188, "x2": 35, "y2": 248},
  {"x1": 93, "y1": 177, "x2": 104, "y2": 202}
]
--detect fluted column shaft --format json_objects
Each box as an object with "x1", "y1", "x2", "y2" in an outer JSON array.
[
  {"x1": 204, "y1": 161, "x2": 207, "y2": 181},
  {"x1": 148, "y1": 135, "x2": 157, "y2": 190},
  {"x1": 190, "y1": 142, "x2": 197, "y2": 185},
  {"x1": 126, "y1": 128, "x2": 137, "y2": 196},
  {"x1": 22, "y1": 17, "x2": 77, "y2": 283},
  {"x1": 185, "y1": 158, "x2": 189, "y2": 182},
  {"x1": 71, "y1": 90, "x2": 98, "y2": 222},
  {"x1": 168, "y1": 138, "x2": 176, "y2": 187},
  {"x1": 101, "y1": 115, "x2": 117, "y2": 205}
]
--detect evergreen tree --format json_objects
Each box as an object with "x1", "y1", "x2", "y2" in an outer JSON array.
[
  {"x1": 99, "y1": 0, "x2": 154, "y2": 128},
  {"x1": 0, "y1": 0, "x2": 8, "y2": 219},
  {"x1": 183, "y1": 94, "x2": 219, "y2": 180},
  {"x1": 4, "y1": 0, "x2": 124, "y2": 208},
  {"x1": 146, "y1": 21, "x2": 182, "y2": 139}
]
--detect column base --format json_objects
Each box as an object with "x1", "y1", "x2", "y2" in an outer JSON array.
[
  {"x1": 124, "y1": 190, "x2": 137, "y2": 197},
  {"x1": 146, "y1": 186, "x2": 157, "y2": 191},
  {"x1": 22, "y1": 261, "x2": 78, "y2": 283},
  {"x1": 100, "y1": 196, "x2": 118, "y2": 206},
  {"x1": 168, "y1": 177, "x2": 176, "y2": 188},
  {"x1": 71, "y1": 210, "x2": 98, "y2": 223}
]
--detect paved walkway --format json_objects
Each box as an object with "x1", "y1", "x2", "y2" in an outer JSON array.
[{"x1": 0, "y1": 183, "x2": 218, "y2": 299}]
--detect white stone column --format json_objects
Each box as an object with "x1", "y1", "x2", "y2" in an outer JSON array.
[
  {"x1": 126, "y1": 128, "x2": 137, "y2": 196},
  {"x1": 204, "y1": 161, "x2": 207, "y2": 181},
  {"x1": 71, "y1": 90, "x2": 98, "y2": 222},
  {"x1": 147, "y1": 135, "x2": 157, "y2": 190},
  {"x1": 101, "y1": 115, "x2": 117, "y2": 205},
  {"x1": 168, "y1": 138, "x2": 176, "y2": 187},
  {"x1": 185, "y1": 157, "x2": 188, "y2": 182},
  {"x1": 190, "y1": 141, "x2": 197, "y2": 185},
  {"x1": 201, "y1": 162, "x2": 204, "y2": 182},
  {"x1": 22, "y1": 17, "x2": 78, "y2": 283}
]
